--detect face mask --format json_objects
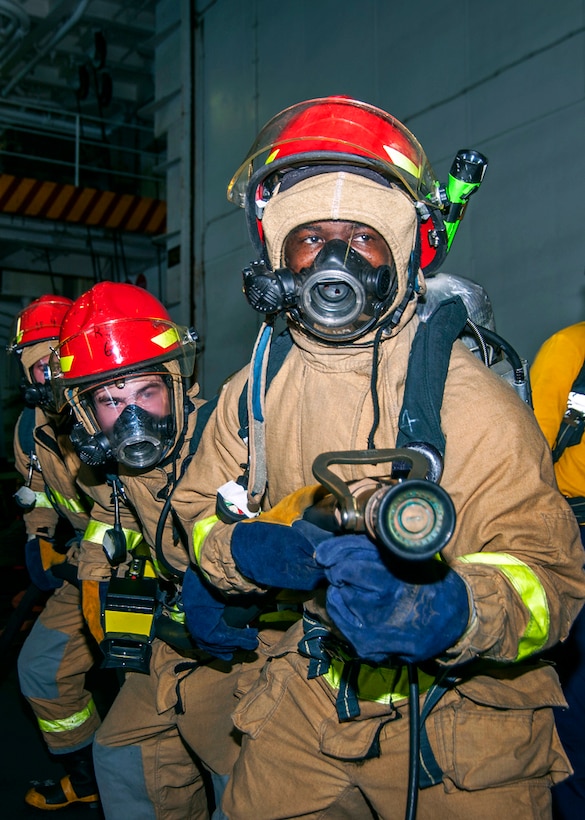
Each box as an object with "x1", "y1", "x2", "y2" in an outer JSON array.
[
  {"x1": 22, "y1": 362, "x2": 56, "y2": 410},
  {"x1": 108, "y1": 404, "x2": 175, "y2": 469},
  {"x1": 243, "y1": 239, "x2": 397, "y2": 342},
  {"x1": 22, "y1": 380, "x2": 54, "y2": 410},
  {"x1": 71, "y1": 404, "x2": 175, "y2": 469}
]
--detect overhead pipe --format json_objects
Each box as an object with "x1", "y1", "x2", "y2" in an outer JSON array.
[
  {"x1": 0, "y1": 0, "x2": 90, "y2": 99},
  {"x1": 0, "y1": 0, "x2": 30, "y2": 66}
]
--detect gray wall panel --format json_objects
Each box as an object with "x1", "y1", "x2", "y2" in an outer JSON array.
[{"x1": 190, "y1": 0, "x2": 585, "y2": 396}]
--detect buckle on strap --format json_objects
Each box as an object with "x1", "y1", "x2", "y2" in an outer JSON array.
[{"x1": 298, "y1": 612, "x2": 362, "y2": 720}]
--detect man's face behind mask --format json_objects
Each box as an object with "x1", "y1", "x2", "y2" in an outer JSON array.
[
  {"x1": 89, "y1": 374, "x2": 174, "y2": 469},
  {"x1": 281, "y1": 220, "x2": 396, "y2": 342},
  {"x1": 284, "y1": 220, "x2": 392, "y2": 272},
  {"x1": 92, "y1": 375, "x2": 171, "y2": 435}
]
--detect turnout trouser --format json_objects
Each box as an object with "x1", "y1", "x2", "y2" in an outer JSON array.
[
  {"x1": 93, "y1": 634, "x2": 274, "y2": 820},
  {"x1": 18, "y1": 581, "x2": 101, "y2": 754},
  {"x1": 224, "y1": 636, "x2": 568, "y2": 820}
]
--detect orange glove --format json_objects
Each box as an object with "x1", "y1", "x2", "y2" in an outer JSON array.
[
  {"x1": 81, "y1": 579, "x2": 107, "y2": 644},
  {"x1": 246, "y1": 485, "x2": 327, "y2": 526},
  {"x1": 38, "y1": 536, "x2": 67, "y2": 571}
]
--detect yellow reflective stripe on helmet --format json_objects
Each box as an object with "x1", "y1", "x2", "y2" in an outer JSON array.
[
  {"x1": 83, "y1": 519, "x2": 143, "y2": 551},
  {"x1": 152, "y1": 326, "x2": 180, "y2": 349},
  {"x1": 37, "y1": 699, "x2": 96, "y2": 733},
  {"x1": 192, "y1": 514, "x2": 219, "y2": 565},
  {"x1": 458, "y1": 552, "x2": 550, "y2": 660},
  {"x1": 59, "y1": 354, "x2": 74, "y2": 373},
  {"x1": 324, "y1": 660, "x2": 435, "y2": 704},
  {"x1": 33, "y1": 490, "x2": 53, "y2": 508},
  {"x1": 49, "y1": 488, "x2": 86, "y2": 514},
  {"x1": 383, "y1": 145, "x2": 421, "y2": 180}
]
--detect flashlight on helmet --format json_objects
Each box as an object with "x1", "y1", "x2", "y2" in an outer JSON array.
[{"x1": 442, "y1": 149, "x2": 488, "y2": 250}]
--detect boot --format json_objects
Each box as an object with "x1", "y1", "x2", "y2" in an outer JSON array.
[{"x1": 25, "y1": 744, "x2": 99, "y2": 810}]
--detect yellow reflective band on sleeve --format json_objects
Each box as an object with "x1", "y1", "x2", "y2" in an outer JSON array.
[
  {"x1": 34, "y1": 490, "x2": 53, "y2": 509},
  {"x1": 49, "y1": 488, "x2": 86, "y2": 514},
  {"x1": 37, "y1": 699, "x2": 96, "y2": 734},
  {"x1": 83, "y1": 520, "x2": 143, "y2": 551},
  {"x1": 192, "y1": 514, "x2": 219, "y2": 565},
  {"x1": 170, "y1": 610, "x2": 186, "y2": 624},
  {"x1": 259, "y1": 609, "x2": 302, "y2": 625},
  {"x1": 324, "y1": 660, "x2": 435, "y2": 705},
  {"x1": 457, "y1": 552, "x2": 550, "y2": 660}
]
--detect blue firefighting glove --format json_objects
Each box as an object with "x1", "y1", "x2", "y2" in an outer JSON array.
[
  {"x1": 230, "y1": 486, "x2": 331, "y2": 590},
  {"x1": 182, "y1": 565, "x2": 259, "y2": 661},
  {"x1": 25, "y1": 535, "x2": 66, "y2": 591},
  {"x1": 315, "y1": 534, "x2": 470, "y2": 664}
]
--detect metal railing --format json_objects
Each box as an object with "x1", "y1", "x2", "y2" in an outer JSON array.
[{"x1": 0, "y1": 97, "x2": 165, "y2": 198}]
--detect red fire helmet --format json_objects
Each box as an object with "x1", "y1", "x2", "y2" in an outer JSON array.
[
  {"x1": 227, "y1": 96, "x2": 447, "y2": 274},
  {"x1": 54, "y1": 281, "x2": 196, "y2": 386},
  {"x1": 10, "y1": 294, "x2": 73, "y2": 351}
]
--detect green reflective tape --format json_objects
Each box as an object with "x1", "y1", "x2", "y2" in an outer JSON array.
[
  {"x1": 166, "y1": 606, "x2": 185, "y2": 624},
  {"x1": 37, "y1": 699, "x2": 96, "y2": 734},
  {"x1": 49, "y1": 488, "x2": 86, "y2": 514},
  {"x1": 458, "y1": 552, "x2": 550, "y2": 660},
  {"x1": 34, "y1": 491, "x2": 53, "y2": 509},
  {"x1": 83, "y1": 519, "x2": 143, "y2": 551},
  {"x1": 192, "y1": 515, "x2": 219, "y2": 565},
  {"x1": 324, "y1": 660, "x2": 435, "y2": 704}
]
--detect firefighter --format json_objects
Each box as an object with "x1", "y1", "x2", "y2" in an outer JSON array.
[
  {"x1": 531, "y1": 322, "x2": 585, "y2": 819},
  {"x1": 8, "y1": 295, "x2": 100, "y2": 811},
  {"x1": 50, "y1": 281, "x2": 270, "y2": 820},
  {"x1": 170, "y1": 96, "x2": 585, "y2": 819}
]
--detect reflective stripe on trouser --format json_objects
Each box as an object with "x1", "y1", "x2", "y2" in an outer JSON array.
[{"x1": 17, "y1": 581, "x2": 101, "y2": 753}]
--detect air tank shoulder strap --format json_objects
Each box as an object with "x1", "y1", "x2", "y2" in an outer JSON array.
[
  {"x1": 396, "y1": 296, "x2": 469, "y2": 455},
  {"x1": 18, "y1": 405, "x2": 36, "y2": 457},
  {"x1": 551, "y1": 358, "x2": 585, "y2": 463}
]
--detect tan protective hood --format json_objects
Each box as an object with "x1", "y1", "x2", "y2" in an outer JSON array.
[
  {"x1": 261, "y1": 171, "x2": 425, "y2": 335},
  {"x1": 20, "y1": 340, "x2": 56, "y2": 382}
]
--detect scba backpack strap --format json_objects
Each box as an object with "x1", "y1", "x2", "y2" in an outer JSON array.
[
  {"x1": 237, "y1": 328, "x2": 294, "y2": 441},
  {"x1": 18, "y1": 405, "x2": 36, "y2": 458},
  {"x1": 551, "y1": 359, "x2": 585, "y2": 464}
]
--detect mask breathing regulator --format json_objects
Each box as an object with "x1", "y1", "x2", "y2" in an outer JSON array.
[{"x1": 243, "y1": 238, "x2": 398, "y2": 342}]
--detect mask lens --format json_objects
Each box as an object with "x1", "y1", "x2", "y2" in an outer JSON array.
[{"x1": 84, "y1": 375, "x2": 176, "y2": 469}]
